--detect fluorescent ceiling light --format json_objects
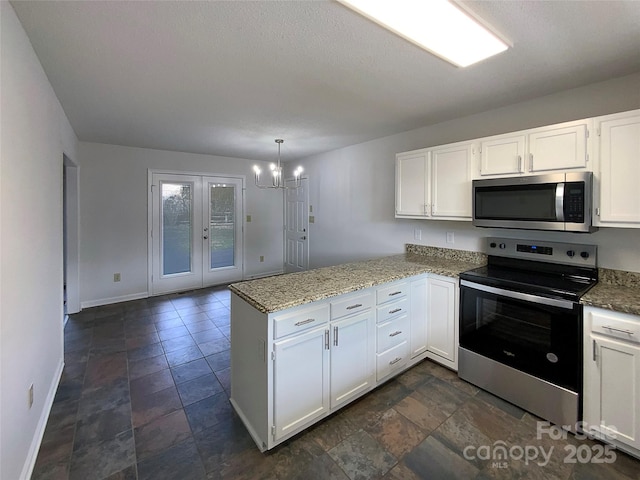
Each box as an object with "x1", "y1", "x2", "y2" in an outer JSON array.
[{"x1": 338, "y1": 0, "x2": 509, "y2": 67}]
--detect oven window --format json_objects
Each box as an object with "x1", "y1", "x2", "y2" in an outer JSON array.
[
  {"x1": 475, "y1": 184, "x2": 557, "y2": 221},
  {"x1": 460, "y1": 286, "x2": 581, "y2": 391},
  {"x1": 477, "y1": 298, "x2": 552, "y2": 352}
]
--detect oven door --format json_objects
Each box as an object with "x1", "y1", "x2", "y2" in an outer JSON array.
[{"x1": 459, "y1": 280, "x2": 582, "y2": 392}]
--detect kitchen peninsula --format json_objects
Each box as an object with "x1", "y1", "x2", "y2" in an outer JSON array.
[{"x1": 228, "y1": 246, "x2": 485, "y2": 451}]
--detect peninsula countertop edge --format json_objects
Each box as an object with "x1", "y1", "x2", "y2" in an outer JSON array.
[{"x1": 229, "y1": 253, "x2": 484, "y2": 314}]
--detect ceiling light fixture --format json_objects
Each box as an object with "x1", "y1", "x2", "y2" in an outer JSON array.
[
  {"x1": 337, "y1": 0, "x2": 509, "y2": 67},
  {"x1": 253, "y1": 139, "x2": 303, "y2": 190}
]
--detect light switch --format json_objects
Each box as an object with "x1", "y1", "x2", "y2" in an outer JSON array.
[{"x1": 246, "y1": 215, "x2": 252, "y2": 222}]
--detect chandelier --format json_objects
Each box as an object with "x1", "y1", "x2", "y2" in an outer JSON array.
[{"x1": 253, "y1": 139, "x2": 303, "y2": 189}]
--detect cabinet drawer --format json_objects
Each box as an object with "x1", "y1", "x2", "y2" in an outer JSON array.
[
  {"x1": 377, "y1": 315, "x2": 409, "y2": 353},
  {"x1": 273, "y1": 304, "x2": 329, "y2": 339},
  {"x1": 377, "y1": 297, "x2": 409, "y2": 324},
  {"x1": 591, "y1": 311, "x2": 640, "y2": 345},
  {"x1": 376, "y1": 341, "x2": 409, "y2": 382},
  {"x1": 331, "y1": 291, "x2": 373, "y2": 320},
  {"x1": 376, "y1": 282, "x2": 409, "y2": 305}
]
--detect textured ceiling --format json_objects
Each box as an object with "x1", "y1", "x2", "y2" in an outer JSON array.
[{"x1": 10, "y1": 0, "x2": 640, "y2": 161}]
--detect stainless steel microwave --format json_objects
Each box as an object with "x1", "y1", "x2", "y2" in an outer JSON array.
[{"x1": 472, "y1": 172, "x2": 596, "y2": 233}]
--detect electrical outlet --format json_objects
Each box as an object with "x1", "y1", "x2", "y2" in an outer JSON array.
[
  {"x1": 446, "y1": 232, "x2": 455, "y2": 244},
  {"x1": 309, "y1": 216, "x2": 315, "y2": 224},
  {"x1": 246, "y1": 215, "x2": 252, "y2": 222},
  {"x1": 259, "y1": 255, "x2": 264, "y2": 262},
  {"x1": 28, "y1": 384, "x2": 34, "y2": 408},
  {"x1": 414, "y1": 229, "x2": 422, "y2": 241},
  {"x1": 113, "y1": 273, "x2": 121, "y2": 282}
]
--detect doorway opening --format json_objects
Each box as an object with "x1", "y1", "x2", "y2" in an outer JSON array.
[{"x1": 63, "y1": 154, "x2": 80, "y2": 318}]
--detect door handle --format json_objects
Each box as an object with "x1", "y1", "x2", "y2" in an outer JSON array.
[{"x1": 203, "y1": 236, "x2": 208, "y2": 240}]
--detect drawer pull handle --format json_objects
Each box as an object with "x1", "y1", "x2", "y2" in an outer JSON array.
[
  {"x1": 389, "y1": 308, "x2": 402, "y2": 314},
  {"x1": 294, "y1": 318, "x2": 315, "y2": 327},
  {"x1": 389, "y1": 330, "x2": 402, "y2": 337},
  {"x1": 346, "y1": 303, "x2": 363, "y2": 310},
  {"x1": 334, "y1": 326, "x2": 339, "y2": 346},
  {"x1": 388, "y1": 291, "x2": 402, "y2": 296},
  {"x1": 389, "y1": 357, "x2": 402, "y2": 365},
  {"x1": 602, "y1": 325, "x2": 635, "y2": 335}
]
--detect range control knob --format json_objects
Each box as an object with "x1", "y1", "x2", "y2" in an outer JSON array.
[
  {"x1": 490, "y1": 242, "x2": 497, "y2": 248},
  {"x1": 499, "y1": 243, "x2": 506, "y2": 249},
  {"x1": 566, "y1": 250, "x2": 575, "y2": 258},
  {"x1": 580, "y1": 251, "x2": 590, "y2": 259}
]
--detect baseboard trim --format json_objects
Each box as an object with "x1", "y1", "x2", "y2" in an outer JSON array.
[
  {"x1": 81, "y1": 291, "x2": 149, "y2": 309},
  {"x1": 20, "y1": 359, "x2": 64, "y2": 480}
]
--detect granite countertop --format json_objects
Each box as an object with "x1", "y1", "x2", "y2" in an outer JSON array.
[
  {"x1": 229, "y1": 248, "x2": 485, "y2": 314},
  {"x1": 580, "y1": 268, "x2": 640, "y2": 316}
]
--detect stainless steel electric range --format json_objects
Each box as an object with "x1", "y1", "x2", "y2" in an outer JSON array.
[{"x1": 458, "y1": 237, "x2": 598, "y2": 428}]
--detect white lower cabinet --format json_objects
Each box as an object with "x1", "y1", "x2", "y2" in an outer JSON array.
[
  {"x1": 583, "y1": 307, "x2": 640, "y2": 457},
  {"x1": 330, "y1": 310, "x2": 376, "y2": 408},
  {"x1": 231, "y1": 272, "x2": 461, "y2": 451},
  {"x1": 273, "y1": 325, "x2": 329, "y2": 441},
  {"x1": 426, "y1": 275, "x2": 458, "y2": 369},
  {"x1": 375, "y1": 280, "x2": 411, "y2": 382},
  {"x1": 409, "y1": 276, "x2": 428, "y2": 358}
]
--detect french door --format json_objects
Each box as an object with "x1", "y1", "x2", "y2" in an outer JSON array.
[{"x1": 150, "y1": 173, "x2": 243, "y2": 295}]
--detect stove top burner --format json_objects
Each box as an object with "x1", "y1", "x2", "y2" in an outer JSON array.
[
  {"x1": 460, "y1": 264, "x2": 597, "y2": 301},
  {"x1": 460, "y1": 237, "x2": 598, "y2": 302}
]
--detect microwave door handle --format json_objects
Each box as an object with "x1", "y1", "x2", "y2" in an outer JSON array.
[{"x1": 555, "y1": 183, "x2": 565, "y2": 222}]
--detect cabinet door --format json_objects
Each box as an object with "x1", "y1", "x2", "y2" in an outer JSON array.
[
  {"x1": 273, "y1": 326, "x2": 329, "y2": 441},
  {"x1": 528, "y1": 123, "x2": 588, "y2": 172},
  {"x1": 409, "y1": 277, "x2": 428, "y2": 358},
  {"x1": 584, "y1": 334, "x2": 640, "y2": 450},
  {"x1": 330, "y1": 311, "x2": 375, "y2": 409},
  {"x1": 395, "y1": 151, "x2": 429, "y2": 217},
  {"x1": 430, "y1": 143, "x2": 474, "y2": 219},
  {"x1": 595, "y1": 111, "x2": 640, "y2": 226},
  {"x1": 426, "y1": 276, "x2": 457, "y2": 364},
  {"x1": 479, "y1": 134, "x2": 526, "y2": 177}
]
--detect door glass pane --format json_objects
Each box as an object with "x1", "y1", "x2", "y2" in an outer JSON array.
[
  {"x1": 209, "y1": 184, "x2": 235, "y2": 269},
  {"x1": 162, "y1": 182, "x2": 192, "y2": 275}
]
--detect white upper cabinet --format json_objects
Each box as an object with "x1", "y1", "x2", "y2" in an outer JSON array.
[
  {"x1": 430, "y1": 142, "x2": 474, "y2": 219},
  {"x1": 593, "y1": 109, "x2": 640, "y2": 228},
  {"x1": 474, "y1": 119, "x2": 592, "y2": 179},
  {"x1": 479, "y1": 134, "x2": 526, "y2": 176},
  {"x1": 396, "y1": 141, "x2": 475, "y2": 220},
  {"x1": 395, "y1": 150, "x2": 429, "y2": 217},
  {"x1": 528, "y1": 121, "x2": 590, "y2": 172}
]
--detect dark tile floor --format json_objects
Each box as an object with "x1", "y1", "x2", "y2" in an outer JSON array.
[{"x1": 32, "y1": 285, "x2": 640, "y2": 480}]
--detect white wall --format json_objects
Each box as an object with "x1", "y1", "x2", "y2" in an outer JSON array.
[
  {"x1": 78, "y1": 142, "x2": 284, "y2": 307},
  {"x1": 298, "y1": 73, "x2": 640, "y2": 272},
  {"x1": 0, "y1": 3, "x2": 79, "y2": 479}
]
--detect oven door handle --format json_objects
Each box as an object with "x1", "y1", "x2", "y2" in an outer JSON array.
[{"x1": 460, "y1": 280, "x2": 575, "y2": 310}]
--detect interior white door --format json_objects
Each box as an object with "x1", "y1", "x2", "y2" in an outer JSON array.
[
  {"x1": 151, "y1": 173, "x2": 243, "y2": 295},
  {"x1": 284, "y1": 178, "x2": 309, "y2": 273}
]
